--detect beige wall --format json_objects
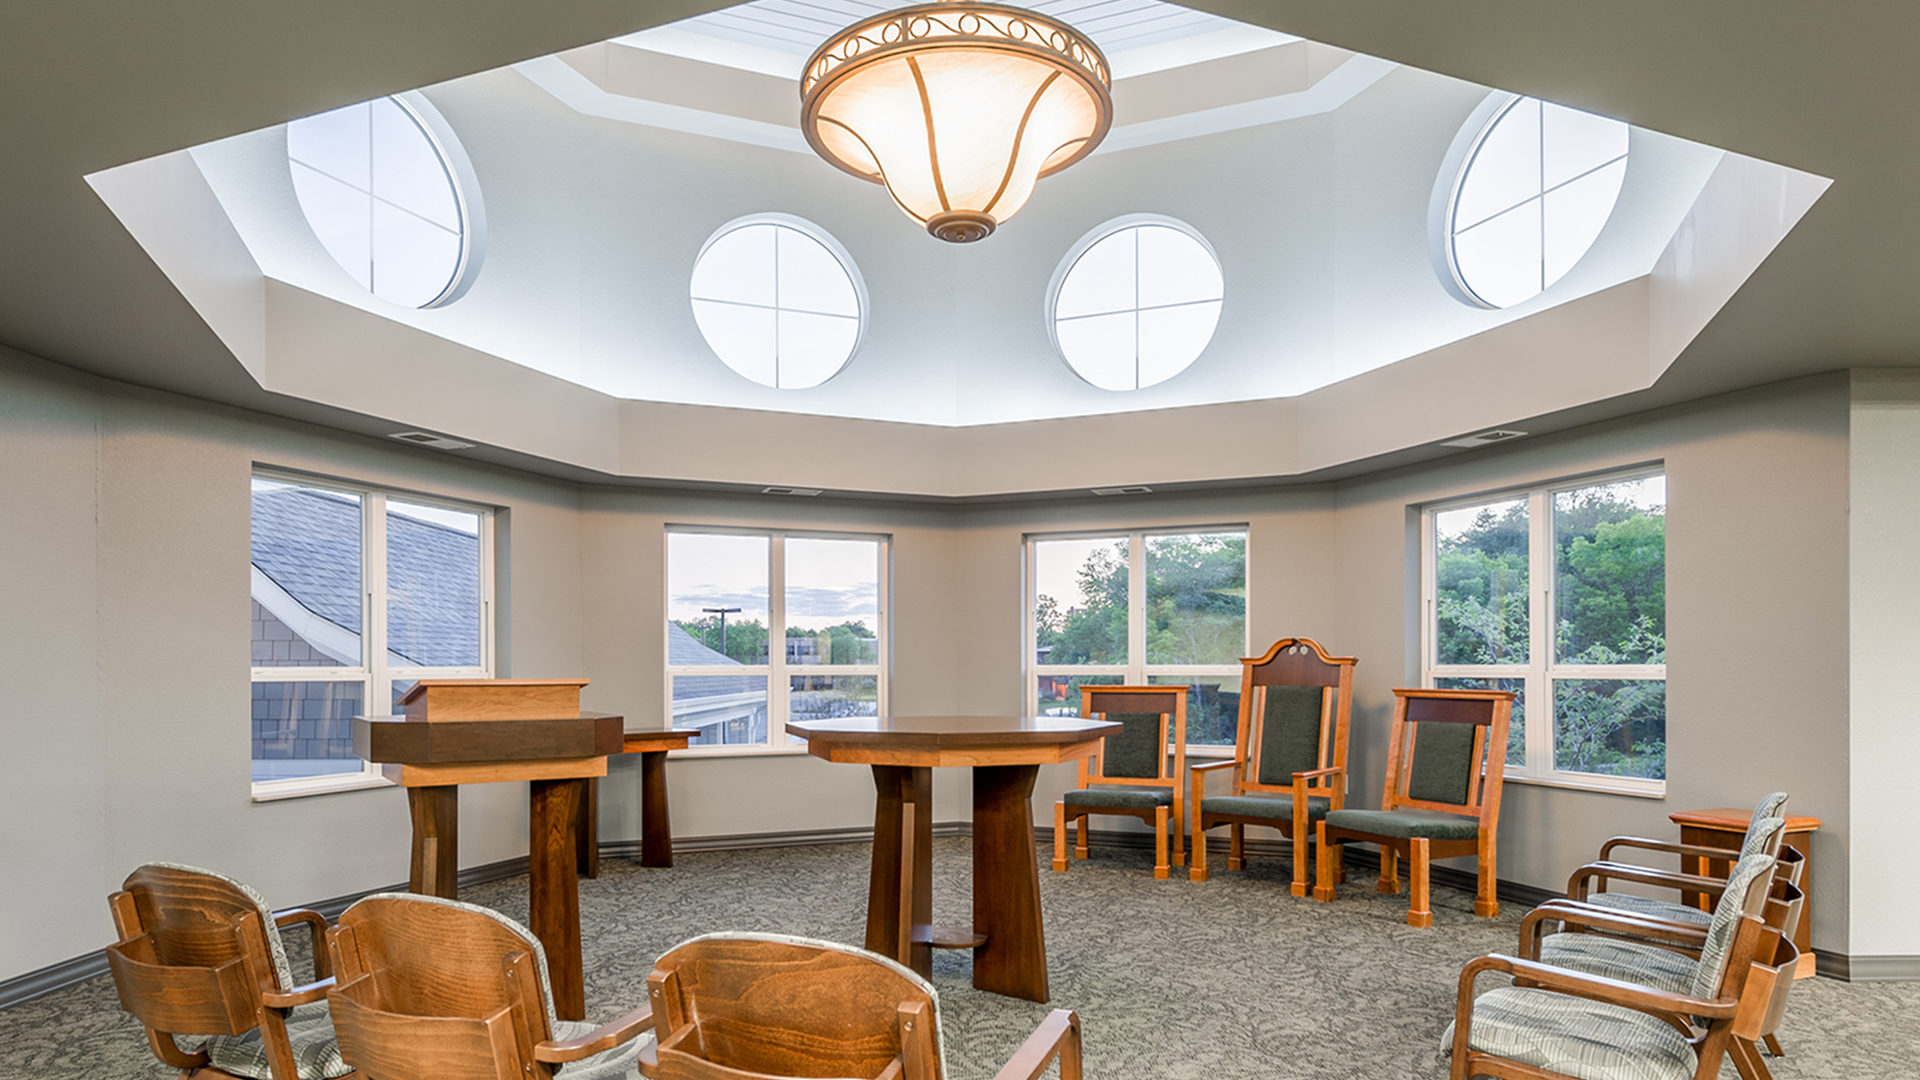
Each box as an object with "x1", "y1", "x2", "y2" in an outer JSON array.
[{"x1": 0, "y1": 345, "x2": 1863, "y2": 983}]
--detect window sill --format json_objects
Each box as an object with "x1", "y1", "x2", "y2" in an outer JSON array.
[
  {"x1": 669, "y1": 744, "x2": 814, "y2": 761},
  {"x1": 1504, "y1": 772, "x2": 1665, "y2": 799},
  {"x1": 251, "y1": 773, "x2": 394, "y2": 803}
]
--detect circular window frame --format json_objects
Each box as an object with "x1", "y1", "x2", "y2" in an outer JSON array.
[
  {"x1": 1044, "y1": 213, "x2": 1224, "y2": 392},
  {"x1": 1429, "y1": 91, "x2": 1629, "y2": 311},
  {"x1": 285, "y1": 91, "x2": 487, "y2": 310},
  {"x1": 688, "y1": 212, "x2": 870, "y2": 390}
]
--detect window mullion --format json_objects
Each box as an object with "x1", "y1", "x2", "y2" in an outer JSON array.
[
  {"x1": 1527, "y1": 488, "x2": 1552, "y2": 777},
  {"x1": 1128, "y1": 531, "x2": 1147, "y2": 683},
  {"x1": 769, "y1": 533, "x2": 788, "y2": 749},
  {"x1": 364, "y1": 493, "x2": 389, "y2": 777}
]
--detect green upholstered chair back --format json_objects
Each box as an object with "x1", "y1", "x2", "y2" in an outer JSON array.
[
  {"x1": 1236, "y1": 638, "x2": 1356, "y2": 795},
  {"x1": 1082, "y1": 686, "x2": 1184, "y2": 783},
  {"x1": 1253, "y1": 685, "x2": 1327, "y2": 787},
  {"x1": 1385, "y1": 689, "x2": 1514, "y2": 816}
]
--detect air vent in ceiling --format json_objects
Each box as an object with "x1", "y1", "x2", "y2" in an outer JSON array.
[
  {"x1": 762, "y1": 486, "x2": 823, "y2": 497},
  {"x1": 389, "y1": 431, "x2": 475, "y2": 450},
  {"x1": 1439, "y1": 429, "x2": 1528, "y2": 449},
  {"x1": 1091, "y1": 485, "x2": 1154, "y2": 496}
]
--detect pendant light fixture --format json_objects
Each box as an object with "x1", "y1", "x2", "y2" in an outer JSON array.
[{"x1": 800, "y1": 2, "x2": 1112, "y2": 243}]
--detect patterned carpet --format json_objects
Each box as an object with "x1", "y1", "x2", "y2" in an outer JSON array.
[{"x1": 5, "y1": 838, "x2": 1917, "y2": 1079}]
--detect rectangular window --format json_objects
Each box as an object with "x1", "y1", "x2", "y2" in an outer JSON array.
[
  {"x1": 666, "y1": 528, "x2": 887, "y2": 752},
  {"x1": 250, "y1": 473, "x2": 494, "y2": 798},
  {"x1": 1027, "y1": 528, "x2": 1248, "y2": 746},
  {"x1": 1423, "y1": 469, "x2": 1666, "y2": 794}
]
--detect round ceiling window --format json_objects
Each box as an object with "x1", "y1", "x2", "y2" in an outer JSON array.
[
  {"x1": 286, "y1": 94, "x2": 480, "y2": 309},
  {"x1": 689, "y1": 216, "x2": 865, "y2": 389},
  {"x1": 1445, "y1": 95, "x2": 1629, "y2": 309},
  {"x1": 1049, "y1": 217, "x2": 1223, "y2": 391}
]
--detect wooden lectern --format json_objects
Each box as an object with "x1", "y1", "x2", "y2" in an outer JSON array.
[{"x1": 354, "y1": 678, "x2": 620, "y2": 1020}]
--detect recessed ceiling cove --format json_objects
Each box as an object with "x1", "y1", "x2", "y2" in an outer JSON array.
[{"x1": 83, "y1": 0, "x2": 1826, "y2": 494}]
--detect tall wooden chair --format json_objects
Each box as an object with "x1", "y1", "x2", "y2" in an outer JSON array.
[
  {"x1": 1447, "y1": 852, "x2": 1787, "y2": 1080},
  {"x1": 105, "y1": 862, "x2": 347, "y2": 1080},
  {"x1": 1316, "y1": 687, "x2": 1513, "y2": 927},
  {"x1": 1052, "y1": 684, "x2": 1188, "y2": 878},
  {"x1": 641, "y1": 932, "x2": 1082, "y2": 1080},
  {"x1": 1189, "y1": 638, "x2": 1356, "y2": 894},
  {"x1": 324, "y1": 893, "x2": 654, "y2": 1080}
]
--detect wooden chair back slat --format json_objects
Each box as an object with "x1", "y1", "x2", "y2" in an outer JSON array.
[
  {"x1": 647, "y1": 936, "x2": 938, "y2": 1080},
  {"x1": 329, "y1": 974, "x2": 521, "y2": 1080},
  {"x1": 1383, "y1": 688, "x2": 1513, "y2": 819},
  {"x1": 333, "y1": 895, "x2": 555, "y2": 1040},
  {"x1": 122, "y1": 865, "x2": 273, "y2": 976},
  {"x1": 105, "y1": 934, "x2": 257, "y2": 1036}
]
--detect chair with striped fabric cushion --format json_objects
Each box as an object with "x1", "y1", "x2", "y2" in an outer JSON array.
[
  {"x1": 1053, "y1": 684, "x2": 1188, "y2": 878},
  {"x1": 1445, "y1": 852, "x2": 1782, "y2": 1080},
  {"x1": 1565, "y1": 792, "x2": 1795, "y2": 929},
  {"x1": 642, "y1": 932, "x2": 1082, "y2": 1080},
  {"x1": 325, "y1": 893, "x2": 653, "y2": 1080},
  {"x1": 1316, "y1": 687, "x2": 1515, "y2": 927},
  {"x1": 1188, "y1": 637, "x2": 1357, "y2": 895},
  {"x1": 105, "y1": 863, "x2": 349, "y2": 1080}
]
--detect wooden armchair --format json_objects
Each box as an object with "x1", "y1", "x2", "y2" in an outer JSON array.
[
  {"x1": 324, "y1": 893, "x2": 654, "y2": 1080},
  {"x1": 105, "y1": 862, "x2": 346, "y2": 1080},
  {"x1": 1564, "y1": 792, "x2": 1795, "y2": 929},
  {"x1": 1189, "y1": 637, "x2": 1356, "y2": 893},
  {"x1": 640, "y1": 933, "x2": 1081, "y2": 1080},
  {"x1": 1447, "y1": 852, "x2": 1787, "y2": 1080},
  {"x1": 1316, "y1": 687, "x2": 1513, "y2": 927},
  {"x1": 1053, "y1": 684, "x2": 1188, "y2": 878}
]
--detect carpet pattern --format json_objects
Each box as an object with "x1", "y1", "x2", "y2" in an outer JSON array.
[{"x1": 4, "y1": 839, "x2": 1916, "y2": 1079}]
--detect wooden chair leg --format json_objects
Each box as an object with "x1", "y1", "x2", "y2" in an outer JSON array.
[
  {"x1": 1227, "y1": 823, "x2": 1245, "y2": 871},
  {"x1": 1190, "y1": 818, "x2": 1210, "y2": 882},
  {"x1": 1408, "y1": 838, "x2": 1433, "y2": 928},
  {"x1": 1289, "y1": 825, "x2": 1310, "y2": 898},
  {"x1": 1334, "y1": 843, "x2": 1347, "y2": 883},
  {"x1": 1312, "y1": 822, "x2": 1337, "y2": 902},
  {"x1": 1378, "y1": 846, "x2": 1399, "y2": 894},
  {"x1": 1154, "y1": 807, "x2": 1170, "y2": 879},
  {"x1": 1051, "y1": 802, "x2": 1069, "y2": 873},
  {"x1": 1170, "y1": 803, "x2": 1185, "y2": 868},
  {"x1": 1730, "y1": 1037, "x2": 1775, "y2": 1080},
  {"x1": 1073, "y1": 813, "x2": 1089, "y2": 860},
  {"x1": 1762, "y1": 1033, "x2": 1785, "y2": 1058},
  {"x1": 1474, "y1": 838, "x2": 1499, "y2": 918}
]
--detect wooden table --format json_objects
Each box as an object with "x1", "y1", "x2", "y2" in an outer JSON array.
[
  {"x1": 787, "y1": 714, "x2": 1120, "y2": 1003},
  {"x1": 354, "y1": 711, "x2": 623, "y2": 1019},
  {"x1": 1670, "y1": 807, "x2": 1821, "y2": 978},
  {"x1": 576, "y1": 728, "x2": 698, "y2": 877}
]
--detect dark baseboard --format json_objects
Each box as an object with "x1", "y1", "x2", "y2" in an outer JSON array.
[{"x1": 1815, "y1": 951, "x2": 1920, "y2": 981}]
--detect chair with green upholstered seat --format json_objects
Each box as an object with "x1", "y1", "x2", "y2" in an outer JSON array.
[
  {"x1": 1316, "y1": 687, "x2": 1513, "y2": 927},
  {"x1": 1052, "y1": 684, "x2": 1187, "y2": 878},
  {"x1": 1188, "y1": 637, "x2": 1357, "y2": 895}
]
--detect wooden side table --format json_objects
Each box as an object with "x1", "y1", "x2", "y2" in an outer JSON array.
[{"x1": 1669, "y1": 807, "x2": 1820, "y2": 978}]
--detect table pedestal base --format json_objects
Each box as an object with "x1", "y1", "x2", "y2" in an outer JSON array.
[{"x1": 863, "y1": 763, "x2": 1049, "y2": 1003}]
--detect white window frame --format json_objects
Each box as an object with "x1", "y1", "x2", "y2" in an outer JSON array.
[
  {"x1": 1024, "y1": 526, "x2": 1249, "y2": 753},
  {"x1": 664, "y1": 526, "x2": 890, "y2": 758},
  {"x1": 250, "y1": 470, "x2": 495, "y2": 801},
  {"x1": 1420, "y1": 465, "x2": 1666, "y2": 797}
]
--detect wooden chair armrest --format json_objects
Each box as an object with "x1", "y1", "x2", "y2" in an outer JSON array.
[
  {"x1": 1292, "y1": 766, "x2": 1343, "y2": 781},
  {"x1": 1567, "y1": 861, "x2": 1731, "y2": 902},
  {"x1": 273, "y1": 908, "x2": 332, "y2": 979},
  {"x1": 1190, "y1": 758, "x2": 1238, "y2": 807},
  {"x1": 1461, "y1": 953, "x2": 1735, "y2": 1019},
  {"x1": 261, "y1": 976, "x2": 335, "y2": 1009},
  {"x1": 1598, "y1": 836, "x2": 1751, "y2": 866},
  {"x1": 1520, "y1": 902, "x2": 1707, "y2": 959},
  {"x1": 990, "y1": 1009, "x2": 1081, "y2": 1080},
  {"x1": 535, "y1": 1003, "x2": 657, "y2": 1063},
  {"x1": 1190, "y1": 760, "x2": 1239, "y2": 774}
]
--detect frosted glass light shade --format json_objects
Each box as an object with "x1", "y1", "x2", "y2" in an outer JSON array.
[{"x1": 801, "y1": 3, "x2": 1111, "y2": 243}]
